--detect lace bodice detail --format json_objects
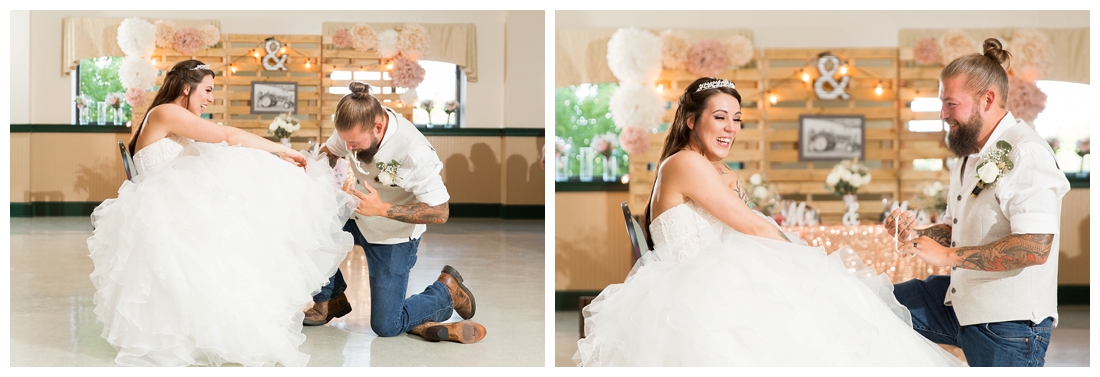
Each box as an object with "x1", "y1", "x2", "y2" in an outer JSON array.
[
  {"x1": 649, "y1": 201, "x2": 721, "y2": 263},
  {"x1": 133, "y1": 134, "x2": 191, "y2": 176}
]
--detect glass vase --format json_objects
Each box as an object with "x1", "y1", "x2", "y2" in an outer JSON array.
[
  {"x1": 555, "y1": 155, "x2": 569, "y2": 182},
  {"x1": 280, "y1": 138, "x2": 292, "y2": 148},
  {"x1": 78, "y1": 106, "x2": 89, "y2": 125},
  {"x1": 578, "y1": 147, "x2": 594, "y2": 182},
  {"x1": 602, "y1": 155, "x2": 617, "y2": 182},
  {"x1": 114, "y1": 107, "x2": 125, "y2": 125},
  {"x1": 97, "y1": 102, "x2": 107, "y2": 125}
]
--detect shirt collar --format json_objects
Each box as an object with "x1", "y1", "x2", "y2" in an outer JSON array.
[
  {"x1": 378, "y1": 106, "x2": 399, "y2": 149},
  {"x1": 973, "y1": 111, "x2": 1018, "y2": 157}
]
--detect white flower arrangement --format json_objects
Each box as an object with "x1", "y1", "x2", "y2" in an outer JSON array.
[
  {"x1": 972, "y1": 140, "x2": 1014, "y2": 197},
  {"x1": 747, "y1": 173, "x2": 781, "y2": 216},
  {"x1": 606, "y1": 27, "x2": 662, "y2": 84},
  {"x1": 912, "y1": 181, "x2": 948, "y2": 213},
  {"x1": 825, "y1": 158, "x2": 872, "y2": 197},
  {"x1": 609, "y1": 82, "x2": 665, "y2": 130},
  {"x1": 375, "y1": 159, "x2": 401, "y2": 186},
  {"x1": 268, "y1": 112, "x2": 300, "y2": 139}
]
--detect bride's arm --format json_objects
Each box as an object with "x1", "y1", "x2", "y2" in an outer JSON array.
[
  {"x1": 665, "y1": 152, "x2": 790, "y2": 242},
  {"x1": 149, "y1": 105, "x2": 305, "y2": 165}
]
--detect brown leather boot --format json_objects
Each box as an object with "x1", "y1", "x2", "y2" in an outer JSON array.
[
  {"x1": 438, "y1": 265, "x2": 475, "y2": 319},
  {"x1": 408, "y1": 321, "x2": 487, "y2": 344},
  {"x1": 303, "y1": 292, "x2": 352, "y2": 326}
]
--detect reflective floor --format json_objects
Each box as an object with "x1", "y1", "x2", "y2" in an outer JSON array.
[
  {"x1": 10, "y1": 217, "x2": 545, "y2": 367},
  {"x1": 555, "y1": 306, "x2": 1090, "y2": 366}
]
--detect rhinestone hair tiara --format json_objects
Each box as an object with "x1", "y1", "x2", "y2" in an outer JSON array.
[
  {"x1": 191, "y1": 64, "x2": 210, "y2": 70},
  {"x1": 695, "y1": 79, "x2": 736, "y2": 93}
]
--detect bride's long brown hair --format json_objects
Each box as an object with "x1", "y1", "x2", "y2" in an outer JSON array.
[
  {"x1": 127, "y1": 59, "x2": 216, "y2": 155},
  {"x1": 643, "y1": 77, "x2": 742, "y2": 250}
]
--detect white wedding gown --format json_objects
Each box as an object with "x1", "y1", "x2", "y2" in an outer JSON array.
[
  {"x1": 574, "y1": 200, "x2": 966, "y2": 367},
  {"x1": 87, "y1": 130, "x2": 355, "y2": 366}
]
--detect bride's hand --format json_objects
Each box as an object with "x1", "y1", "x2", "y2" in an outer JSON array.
[{"x1": 275, "y1": 149, "x2": 307, "y2": 168}]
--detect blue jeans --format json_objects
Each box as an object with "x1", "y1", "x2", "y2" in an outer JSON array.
[
  {"x1": 894, "y1": 275, "x2": 1053, "y2": 367},
  {"x1": 314, "y1": 220, "x2": 454, "y2": 337}
]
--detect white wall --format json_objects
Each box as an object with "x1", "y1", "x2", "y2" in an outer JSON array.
[
  {"x1": 556, "y1": 10, "x2": 1090, "y2": 48},
  {"x1": 19, "y1": 10, "x2": 545, "y2": 129},
  {"x1": 504, "y1": 10, "x2": 545, "y2": 129},
  {"x1": 10, "y1": 10, "x2": 31, "y2": 124}
]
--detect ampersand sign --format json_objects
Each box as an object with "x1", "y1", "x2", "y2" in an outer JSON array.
[
  {"x1": 262, "y1": 38, "x2": 288, "y2": 71},
  {"x1": 814, "y1": 55, "x2": 850, "y2": 100}
]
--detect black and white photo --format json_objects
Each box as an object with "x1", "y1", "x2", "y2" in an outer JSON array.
[
  {"x1": 251, "y1": 81, "x2": 298, "y2": 114},
  {"x1": 799, "y1": 115, "x2": 865, "y2": 161}
]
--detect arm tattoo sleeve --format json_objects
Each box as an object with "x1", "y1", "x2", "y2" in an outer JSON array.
[
  {"x1": 955, "y1": 234, "x2": 1054, "y2": 271},
  {"x1": 916, "y1": 224, "x2": 953, "y2": 247},
  {"x1": 385, "y1": 202, "x2": 449, "y2": 224},
  {"x1": 732, "y1": 179, "x2": 756, "y2": 210}
]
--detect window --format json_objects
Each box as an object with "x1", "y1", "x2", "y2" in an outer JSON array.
[
  {"x1": 1033, "y1": 80, "x2": 1090, "y2": 174},
  {"x1": 74, "y1": 56, "x2": 131, "y2": 126},
  {"x1": 328, "y1": 61, "x2": 463, "y2": 128},
  {"x1": 554, "y1": 83, "x2": 630, "y2": 184}
]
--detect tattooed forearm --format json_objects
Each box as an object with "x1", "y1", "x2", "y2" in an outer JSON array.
[
  {"x1": 733, "y1": 179, "x2": 756, "y2": 210},
  {"x1": 916, "y1": 224, "x2": 953, "y2": 247},
  {"x1": 955, "y1": 234, "x2": 1053, "y2": 271},
  {"x1": 385, "y1": 202, "x2": 450, "y2": 224}
]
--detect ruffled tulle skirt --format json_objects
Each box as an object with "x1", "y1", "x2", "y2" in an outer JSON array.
[
  {"x1": 88, "y1": 142, "x2": 355, "y2": 367},
  {"x1": 574, "y1": 222, "x2": 966, "y2": 367}
]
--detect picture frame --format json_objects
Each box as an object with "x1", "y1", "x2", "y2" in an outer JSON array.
[
  {"x1": 250, "y1": 81, "x2": 298, "y2": 114},
  {"x1": 798, "y1": 114, "x2": 865, "y2": 161}
]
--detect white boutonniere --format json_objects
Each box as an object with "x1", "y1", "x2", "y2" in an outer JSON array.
[
  {"x1": 375, "y1": 159, "x2": 401, "y2": 186},
  {"x1": 972, "y1": 140, "x2": 1014, "y2": 197}
]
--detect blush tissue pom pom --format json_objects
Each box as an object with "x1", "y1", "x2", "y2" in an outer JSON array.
[
  {"x1": 125, "y1": 87, "x2": 148, "y2": 108},
  {"x1": 173, "y1": 27, "x2": 203, "y2": 56},
  {"x1": 332, "y1": 29, "x2": 351, "y2": 48},
  {"x1": 351, "y1": 24, "x2": 378, "y2": 52},
  {"x1": 659, "y1": 30, "x2": 690, "y2": 70},
  {"x1": 391, "y1": 55, "x2": 426, "y2": 89},
  {"x1": 200, "y1": 25, "x2": 220, "y2": 48},
  {"x1": 687, "y1": 39, "x2": 729, "y2": 77},
  {"x1": 154, "y1": 20, "x2": 175, "y2": 48},
  {"x1": 912, "y1": 38, "x2": 941, "y2": 66},
  {"x1": 376, "y1": 29, "x2": 400, "y2": 59},
  {"x1": 1011, "y1": 28, "x2": 1054, "y2": 81},
  {"x1": 397, "y1": 24, "x2": 430, "y2": 61},
  {"x1": 1008, "y1": 74, "x2": 1047, "y2": 123},
  {"x1": 609, "y1": 82, "x2": 666, "y2": 131},
  {"x1": 724, "y1": 34, "x2": 755, "y2": 68},
  {"x1": 119, "y1": 55, "x2": 158, "y2": 91},
  {"x1": 938, "y1": 29, "x2": 979, "y2": 66},
  {"x1": 607, "y1": 27, "x2": 662, "y2": 84},
  {"x1": 117, "y1": 18, "x2": 156, "y2": 58},
  {"x1": 618, "y1": 126, "x2": 651, "y2": 155}
]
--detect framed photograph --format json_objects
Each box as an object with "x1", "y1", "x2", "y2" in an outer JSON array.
[
  {"x1": 798, "y1": 115, "x2": 865, "y2": 161},
  {"x1": 250, "y1": 81, "x2": 298, "y2": 114}
]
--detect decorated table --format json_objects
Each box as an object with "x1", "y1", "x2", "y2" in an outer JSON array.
[{"x1": 783, "y1": 224, "x2": 952, "y2": 284}]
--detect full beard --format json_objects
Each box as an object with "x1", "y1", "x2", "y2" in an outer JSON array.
[
  {"x1": 353, "y1": 139, "x2": 382, "y2": 165},
  {"x1": 945, "y1": 109, "x2": 983, "y2": 158}
]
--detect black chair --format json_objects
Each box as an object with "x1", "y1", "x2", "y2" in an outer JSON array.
[
  {"x1": 118, "y1": 140, "x2": 137, "y2": 181},
  {"x1": 621, "y1": 201, "x2": 649, "y2": 264}
]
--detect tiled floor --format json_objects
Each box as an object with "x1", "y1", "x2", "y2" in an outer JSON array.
[
  {"x1": 9, "y1": 217, "x2": 545, "y2": 367},
  {"x1": 555, "y1": 306, "x2": 1090, "y2": 367}
]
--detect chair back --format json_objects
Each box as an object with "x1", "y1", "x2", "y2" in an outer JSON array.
[
  {"x1": 621, "y1": 201, "x2": 649, "y2": 264},
  {"x1": 118, "y1": 140, "x2": 136, "y2": 181}
]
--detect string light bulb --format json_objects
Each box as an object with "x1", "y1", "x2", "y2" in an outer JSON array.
[
  {"x1": 769, "y1": 92, "x2": 778, "y2": 105},
  {"x1": 875, "y1": 81, "x2": 884, "y2": 96},
  {"x1": 304, "y1": 59, "x2": 311, "y2": 69},
  {"x1": 230, "y1": 64, "x2": 237, "y2": 73},
  {"x1": 252, "y1": 50, "x2": 260, "y2": 59},
  {"x1": 801, "y1": 70, "x2": 811, "y2": 83},
  {"x1": 280, "y1": 46, "x2": 286, "y2": 55},
  {"x1": 839, "y1": 63, "x2": 848, "y2": 76}
]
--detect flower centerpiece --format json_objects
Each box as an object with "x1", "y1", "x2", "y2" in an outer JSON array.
[
  {"x1": 419, "y1": 99, "x2": 435, "y2": 127},
  {"x1": 825, "y1": 157, "x2": 872, "y2": 198},
  {"x1": 1076, "y1": 138, "x2": 1090, "y2": 174},
  {"x1": 554, "y1": 137, "x2": 570, "y2": 181},
  {"x1": 592, "y1": 133, "x2": 619, "y2": 181},
  {"x1": 747, "y1": 173, "x2": 781, "y2": 216},
  {"x1": 106, "y1": 93, "x2": 125, "y2": 125},
  {"x1": 912, "y1": 181, "x2": 948, "y2": 222},
  {"x1": 443, "y1": 100, "x2": 459, "y2": 127},
  {"x1": 268, "y1": 112, "x2": 300, "y2": 147},
  {"x1": 74, "y1": 95, "x2": 90, "y2": 125}
]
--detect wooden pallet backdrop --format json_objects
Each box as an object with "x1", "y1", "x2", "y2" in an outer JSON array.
[
  {"x1": 131, "y1": 40, "x2": 229, "y2": 131},
  {"x1": 897, "y1": 47, "x2": 954, "y2": 202},
  {"x1": 319, "y1": 34, "x2": 414, "y2": 141}
]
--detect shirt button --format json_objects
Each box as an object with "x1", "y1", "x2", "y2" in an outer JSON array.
[
  {"x1": 952, "y1": 267, "x2": 957, "y2": 271},
  {"x1": 957, "y1": 195, "x2": 962, "y2": 201},
  {"x1": 953, "y1": 218, "x2": 958, "y2": 224},
  {"x1": 951, "y1": 287, "x2": 956, "y2": 294},
  {"x1": 952, "y1": 242, "x2": 956, "y2": 247}
]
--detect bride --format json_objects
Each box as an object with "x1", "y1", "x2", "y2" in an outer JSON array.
[
  {"x1": 573, "y1": 77, "x2": 966, "y2": 367},
  {"x1": 87, "y1": 60, "x2": 354, "y2": 367}
]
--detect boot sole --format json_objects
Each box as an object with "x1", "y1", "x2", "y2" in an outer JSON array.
[
  {"x1": 442, "y1": 265, "x2": 464, "y2": 283},
  {"x1": 423, "y1": 322, "x2": 486, "y2": 344},
  {"x1": 303, "y1": 303, "x2": 353, "y2": 326}
]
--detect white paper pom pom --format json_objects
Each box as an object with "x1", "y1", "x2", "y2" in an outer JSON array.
[
  {"x1": 610, "y1": 82, "x2": 666, "y2": 130},
  {"x1": 119, "y1": 55, "x2": 158, "y2": 91},
  {"x1": 117, "y1": 18, "x2": 156, "y2": 58},
  {"x1": 399, "y1": 88, "x2": 419, "y2": 107},
  {"x1": 377, "y1": 29, "x2": 399, "y2": 59},
  {"x1": 607, "y1": 27, "x2": 662, "y2": 84},
  {"x1": 725, "y1": 34, "x2": 755, "y2": 68}
]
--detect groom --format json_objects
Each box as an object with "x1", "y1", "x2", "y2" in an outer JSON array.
[
  {"x1": 307, "y1": 88, "x2": 485, "y2": 344},
  {"x1": 886, "y1": 40, "x2": 1069, "y2": 366}
]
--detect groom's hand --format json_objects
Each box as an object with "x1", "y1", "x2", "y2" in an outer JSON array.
[
  {"x1": 884, "y1": 208, "x2": 915, "y2": 240},
  {"x1": 345, "y1": 185, "x2": 390, "y2": 217},
  {"x1": 906, "y1": 236, "x2": 960, "y2": 267}
]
